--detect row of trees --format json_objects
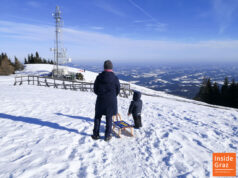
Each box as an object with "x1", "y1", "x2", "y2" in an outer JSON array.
[
  {"x1": 24, "y1": 52, "x2": 54, "y2": 64},
  {"x1": 194, "y1": 77, "x2": 238, "y2": 108},
  {"x1": 0, "y1": 52, "x2": 55, "y2": 75},
  {"x1": 0, "y1": 53, "x2": 24, "y2": 75}
]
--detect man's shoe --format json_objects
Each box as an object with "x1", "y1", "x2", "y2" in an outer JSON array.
[
  {"x1": 104, "y1": 136, "x2": 112, "y2": 142},
  {"x1": 91, "y1": 135, "x2": 100, "y2": 140}
]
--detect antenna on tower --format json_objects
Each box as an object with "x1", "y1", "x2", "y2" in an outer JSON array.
[{"x1": 51, "y1": 6, "x2": 71, "y2": 77}]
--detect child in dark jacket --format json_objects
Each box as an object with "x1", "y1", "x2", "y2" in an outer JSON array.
[{"x1": 128, "y1": 91, "x2": 143, "y2": 128}]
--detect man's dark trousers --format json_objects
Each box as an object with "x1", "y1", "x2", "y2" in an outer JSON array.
[{"x1": 93, "y1": 113, "x2": 112, "y2": 138}]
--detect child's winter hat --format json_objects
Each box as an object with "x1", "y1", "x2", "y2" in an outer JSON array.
[
  {"x1": 104, "y1": 60, "x2": 113, "y2": 70},
  {"x1": 133, "y1": 91, "x2": 141, "y2": 101}
]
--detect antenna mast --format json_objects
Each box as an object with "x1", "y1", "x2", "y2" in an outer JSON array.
[{"x1": 51, "y1": 6, "x2": 70, "y2": 77}]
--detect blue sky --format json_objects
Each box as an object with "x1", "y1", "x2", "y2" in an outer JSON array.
[{"x1": 0, "y1": 0, "x2": 238, "y2": 64}]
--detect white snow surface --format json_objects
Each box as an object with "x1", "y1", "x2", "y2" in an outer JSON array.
[{"x1": 0, "y1": 64, "x2": 237, "y2": 178}]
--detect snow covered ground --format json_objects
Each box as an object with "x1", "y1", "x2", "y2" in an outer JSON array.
[{"x1": 0, "y1": 64, "x2": 237, "y2": 177}]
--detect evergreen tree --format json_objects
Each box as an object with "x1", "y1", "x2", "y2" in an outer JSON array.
[
  {"x1": 36, "y1": 52, "x2": 43, "y2": 63},
  {"x1": 14, "y1": 56, "x2": 24, "y2": 71},
  {"x1": 211, "y1": 82, "x2": 220, "y2": 104},
  {"x1": 27, "y1": 54, "x2": 31, "y2": 64},
  {"x1": 24, "y1": 58, "x2": 28, "y2": 64},
  {"x1": 229, "y1": 79, "x2": 236, "y2": 107},
  {"x1": 30, "y1": 53, "x2": 34, "y2": 63},
  {"x1": 236, "y1": 83, "x2": 238, "y2": 108},
  {"x1": 194, "y1": 77, "x2": 212, "y2": 102},
  {"x1": 33, "y1": 53, "x2": 37, "y2": 63},
  {"x1": 195, "y1": 77, "x2": 238, "y2": 108},
  {"x1": 25, "y1": 52, "x2": 52, "y2": 64},
  {"x1": 221, "y1": 77, "x2": 229, "y2": 106},
  {"x1": 0, "y1": 54, "x2": 15, "y2": 75},
  {"x1": 36, "y1": 51, "x2": 39, "y2": 59},
  {"x1": 204, "y1": 78, "x2": 212, "y2": 103}
]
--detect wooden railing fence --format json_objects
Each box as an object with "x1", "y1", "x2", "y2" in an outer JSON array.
[{"x1": 14, "y1": 75, "x2": 132, "y2": 98}]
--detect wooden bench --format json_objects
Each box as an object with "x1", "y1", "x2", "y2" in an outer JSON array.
[{"x1": 112, "y1": 113, "x2": 133, "y2": 137}]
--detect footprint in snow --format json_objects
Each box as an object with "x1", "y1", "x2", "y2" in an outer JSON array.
[
  {"x1": 183, "y1": 117, "x2": 193, "y2": 122},
  {"x1": 232, "y1": 126, "x2": 238, "y2": 137},
  {"x1": 173, "y1": 127, "x2": 179, "y2": 130},
  {"x1": 57, "y1": 165, "x2": 69, "y2": 174},
  {"x1": 77, "y1": 166, "x2": 88, "y2": 178},
  {"x1": 231, "y1": 114, "x2": 237, "y2": 121},
  {"x1": 162, "y1": 152, "x2": 173, "y2": 167},
  {"x1": 213, "y1": 130, "x2": 221, "y2": 136},
  {"x1": 174, "y1": 161, "x2": 188, "y2": 174},
  {"x1": 198, "y1": 133, "x2": 208, "y2": 139},
  {"x1": 153, "y1": 138, "x2": 160, "y2": 148},
  {"x1": 79, "y1": 136, "x2": 86, "y2": 144},
  {"x1": 161, "y1": 132, "x2": 169, "y2": 139},
  {"x1": 193, "y1": 139, "x2": 212, "y2": 153},
  {"x1": 212, "y1": 121, "x2": 217, "y2": 125},
  {"x1": 68, "y1": 148, "x2": 77, "y2": 160},
  {"x1": 229, "y1": 143, "x2": 237, "y2": 150}
]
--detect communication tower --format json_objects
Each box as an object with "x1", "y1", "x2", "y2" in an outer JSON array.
[{"x1": 51, "y1": 6, "x2": 71, "y2": 77}]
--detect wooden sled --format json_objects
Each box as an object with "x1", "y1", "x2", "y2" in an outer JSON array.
[{"x1": 112, "y1": 113, "x2": 133, "y2": 138}]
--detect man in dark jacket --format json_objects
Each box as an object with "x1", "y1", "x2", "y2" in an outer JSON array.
[
  {"x1": 92, "y1": 60, "x2": 120, "y2": 141},
  {"x1": 128, "y1": 91, "x2": 143, "y2": 128}
]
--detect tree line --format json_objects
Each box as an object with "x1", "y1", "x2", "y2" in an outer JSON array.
[
  {"x1": 24, "y1": 52, "x2": 54, "y2": 64},
  {"x1": 0, "y1": 53, "x2": 24, "y2": 75},
  {"x1": 194, "y1": 77, "x2": 238, "y2": 108},
  {"x1": 0, "y1": 52, "x2": 55, "y2": 75}
]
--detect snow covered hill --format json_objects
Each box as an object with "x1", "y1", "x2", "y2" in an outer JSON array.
[{"x1": 0, "y1": 64, "x2": 237, "y2": 177}]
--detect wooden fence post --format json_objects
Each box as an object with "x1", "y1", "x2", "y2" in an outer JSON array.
[
  {"x1": 63, "y1": 81, "x2": 67, "y2": 89},
  {"x1": 90, "y1": 83, "x2": 93, "y2": 92},
  {"x1": 19, "y1": 76, "x2": 23, "y2": 85},
  {"x1": 54, "y1": 79, "x2": 57, "y2": 88},
  {"x1": 14, "y1": 76, "x2": 16, "y2": 85},
  {"x1": 123, "y1": 88, "x2": 128, "y2": 98},
  {"x1": 37, "y1": 76, "x2": 40, "y2": 86},
  {"x1": 45, "y1": 78, "x2": 49, "y2": 87},
  {"x1": 72, "y1": 82, "x2": 77, "y2": 90}
]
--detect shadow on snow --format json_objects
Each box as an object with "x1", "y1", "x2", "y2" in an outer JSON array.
[
  {"x1": 55, "y1": 113, "x2": 106, "y2": 124},
  {"x1": 0, "y1": 113, "x2": 79, "y2": 134}
]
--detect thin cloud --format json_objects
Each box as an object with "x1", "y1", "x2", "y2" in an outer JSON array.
[
  {"x1": 1, "y1": 20, "x2": 238, "y2": 62},
  {"x1": 0, "y1": 20, "x2": 53, "y2": 41},
  {"x1": 133, "y1": 19, "x2": 153, "y2": 23},
  {"x1": 128, "y1": 0, "x2": 156, "y2": 22},
  {"x1": 145, "y1": 23, "x2": 167, "y2": 32},
  {"x1": 90, "y1": 26, "x2": 104, "y2": 30},
  {"x1": 212, "y1": 0, "x2": 238, "y2": 34},
  {"x1": 134, "y1": 19, "x2": 167, "y2": 31},
  {"x1": 128, "y1": 0, "x2": 167, "y2": 31},
  {"x1": 6, "y1": 15, "x2": 53, "y2": 26},
  {"x1": 95, "y1": 2, "x2": 126, "y2": 17},
  {"x1": 27, "y1": 1, "x2": 41, "y2": 8}
]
